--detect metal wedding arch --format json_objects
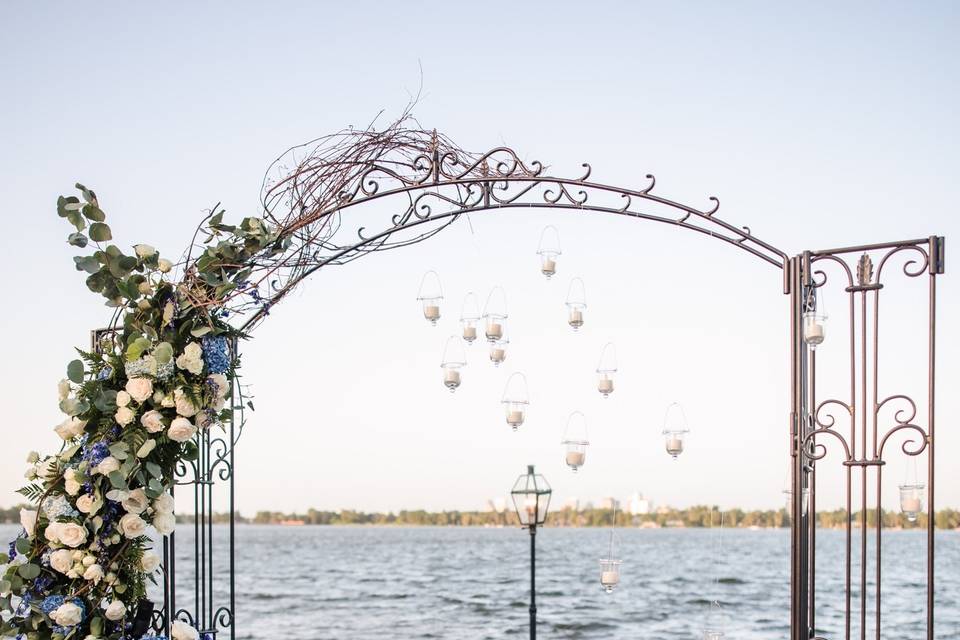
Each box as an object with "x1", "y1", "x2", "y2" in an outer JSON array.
[{"x1": 138, "y1": 126, "x2": 943, "y2": 640}]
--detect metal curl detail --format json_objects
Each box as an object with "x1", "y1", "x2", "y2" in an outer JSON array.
[
  {"x1": 815, "y1": 398, "x2": 852, "y2": 429},
  {"x1": 705, "y1": 197, "x2": 720, "y2": 216},
  {"x1": 876, "y1": 244, "x2": 929, "y2": 283},
  {"x1": 876, "y1": 394, "x2": 917, "y2": 425},
  {"x1": 810, "y1": 254, "x2": 855, "y2": 289},
  {"x1": 209, "y1": 436, "x2": 233, "y2": 481},
  {"x1": 577, "y1": 163, "x2": 592, "y2": 181},
  {"x1": 641, "y1": 174, "x2": 656, "y2": 194},
  {"x1": 801, "y1": 427, "x2": 853, "y2": 462},
  {"x1": 877, "y1": 423, "x2": 929, "y2": 459},
  {"x1": 214, "y1": 606, "x2": 234, "y2": 629}
]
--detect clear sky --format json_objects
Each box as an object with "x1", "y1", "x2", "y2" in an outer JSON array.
[{"x1": 0, "y1": 2, "x2": 957, "y2": 516}]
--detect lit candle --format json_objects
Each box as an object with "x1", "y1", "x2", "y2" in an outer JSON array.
[
  {"x1": 569, "y1": 308, "x2": 583, "y2": 329},
  {"x1": 542, "y1": 258, "x2": 556, "y2": 277},
  {"x1": 486, "y1": 322, "x2": 503, "y2": 340},
  {"x1": 666, "y1": 437, "x2": 683, "y2": 456},
  {"x1": 507, "y1": 410, "x2": 524, "y2": 427},
  {"x1": 598, "y1": 377, "x2": 614, "y2": 396},
  {"x1": 463, "y1": 326, "x2": 477, "y2": 342},
  {"x1": 490, "y1": 347, "x2": 506, "y2": 364},
  {"x1": 424, "y1": 305, "x2": 440, "y2": 322},
  {"x1": 566, "y1": 450, "x2": 585, "y2": 469}
]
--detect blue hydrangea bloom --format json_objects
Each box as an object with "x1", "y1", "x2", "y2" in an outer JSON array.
[
  {"x1": 97, "y1": 366, "x2": 113, "y2": 381},
  {"x1": 40, "y1": 595, "x2": 65, "y2": 614},
  {"x1": 202, "y1": 335, "x2": 230, "y2": 374}
]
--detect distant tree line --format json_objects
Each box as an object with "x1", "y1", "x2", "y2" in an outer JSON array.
[{"x1": 2, "y1": 504, "x2": 957, "y2": 529}]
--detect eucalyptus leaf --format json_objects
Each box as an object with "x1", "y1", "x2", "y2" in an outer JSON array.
[
  {"x1": 108, "y1": 470, "x2": 127, "y2": 490},
  {"x1": 89, "y1": 222, "x2": 112, "y2": 242},
  {"x1": 8, "y1": 575, "x2": 22, "y2": 593},
  {"x1": 0, "y1": 553, "x2": 8, "y2": 565},
  {"x1": 90, "y1": 617, "x2": 103, "y2": 637},
  {"x1": 67, "y1": 359, "x2": 85, "y2": 384},
  {"x1": 67, "y1": 233, "x2": 89, "y2": 248},
  {"x1": 14, "y1": 538, "x2": 31, "y2": 555},
  {"x1": 154, "y1": 342, "x2": 173, "y2": 364},
  {"x1": 94, "y1": 389, "x2": 118, "y2": 412},
  {"x1": 82, "y1": 203, "x2": 106, "y2": 221},
  {"x1": 16, "y1": 564, "x2": 40, "y2": 580},
  {"x1": 190, "y1": 326, "x2": 212, "y2": 337},
  {"x1": 73, "y1": 255, "x2": 100, "y2": 274},
  {"x1": 0, "y1": 579, "x2": 10, "y2": 595},
  {"x1": 146, "y1": 462, "x2": 162, "y2": 478}
]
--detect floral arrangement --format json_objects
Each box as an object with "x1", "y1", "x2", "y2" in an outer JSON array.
[{"x1": 0, "y1": 185, "x2": 275, "y2": 640}]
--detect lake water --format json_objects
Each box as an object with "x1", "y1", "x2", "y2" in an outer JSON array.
[{"x1": 3, "y1": 525, "x2": 958, "y2": 638}]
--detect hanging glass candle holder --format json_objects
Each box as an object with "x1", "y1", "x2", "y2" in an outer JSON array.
[
  {"x1": 783, "y1": 487, "x2": 810, "y2": 519},
  {"x1": 802, "y1": 290, "x2": 826, "y2": 349},
  {"x1": 702, "y1": 601, "x2": 726, "y2": 639},
  {"x1": 483, "y1": 286, "x2": 509, "y2": 343},
  {"x1": 501, "y1": 372, "x2": 529, "y2": 431},
  {"x1": 596, "y1": 342, "x2": 617, "y2": 398},
  {"x1": 599, "y1": 529, "x2": 622, "y2": 593},
  {"x1": 560, "y1": 411, "x2": 589, "y2": 472},
  {"x1": 459, "y1": 292, "x2": 481, "y2": 344},
  {"x1": 662, "y1": 402, "x2": 690, "y2": 459},
  {"x1": 565, "y1": 277, "x2": 587, "y2": 331},
  {"x1": 417, "y1": 270, "x2": 443, "y2": 326},
  {"x1": 899, "y1": 483, "x2": 925, "y2": 523},
  {"x1": 536, "y1": 225, "x2": 562, "y2": 279},
  {"x1": 440, "y1": 336, "x2": 467, "y2": 393},
  {"x1": 489, "y1": 336, "x2": 509, "y2": 367}
]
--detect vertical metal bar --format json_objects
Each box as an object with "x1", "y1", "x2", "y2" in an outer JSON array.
[
  {"x1": 529, "y1": 525, "x2": 537, "y2": 640},
  {"x1": 809, "y1": 349, "x2": 817, "y2": 636},
  {"x1": 195, "y1": 438, "x2": 201, "y2": 627},
  {"x1": 927, "y1": 260, "x2": 937, "y2": 639},
  {"x1": 846, "y1": 286, "x2": 856, "y2": 640},
  {"x1": 162, "y1": 531, "x2": 171, "y2": 635},
  {"x1": 876, "y1": 466, "x2": 882, "y2": 640},
  {"x1": 860, "y1": 292, "x2": 868, "y2": 640},
  {"x1": 207, "y1": 427, "x2": 214, "y2": 633},
  {"x1": 873, "y1": 287, "x2": 881, "y2": 640},
  {"x1": 789, "y1": 257, "x2": 799, "y2": 640},
  {"x1": 230, "y1": 354, "x2": 237, "y2": 640}
]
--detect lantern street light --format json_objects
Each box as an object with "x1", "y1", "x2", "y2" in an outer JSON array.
[
  {"x1": 416, "y1": 270, "x2": 443, "y2": 326},
  {"x1": 510, "y1": 465, "x2": 552, "y2": 640},
  {"x1": 536, "y1": 226, "x2": 562, "y2": 279}
]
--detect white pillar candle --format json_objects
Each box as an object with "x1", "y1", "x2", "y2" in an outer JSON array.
[
  {"x1": 463, "y1": 326, "x2": 477, "y2": 341},
  {"x1": 490, "y1": 347, "x2": 506, "y2": 364},
  {"x1": 486, "y1": 322, "x2": 503, "y2": 340},
  {"x1": 666, "y1": 437, "x2": 683, "y2": 456},
  {"x1": 444, "y1": 369, "x2": 460, "y2": 387},
  {"x1": 424, "y1": 305, "x2": 440, "y2": 321},
  {"x1": 804, "y1": 321, "x2": 824, "y2": 345},
  {"x1": 542, "y1": 258, "x2": 556, "y2": 276},
  {"x1": 566, "y1": 450, "x2": 585, "y2": 468},
  {"x1": 507, "y1": 410, "x2": 524, "y2": 426},
  {"x1": 600, "y1": 571, "x2": 619, "y2": 587},
  {"x1": 598, "y1": 378, "x2": 614, "y2": 395},
  {"x1": 902, "y1": 497, "x2": 922, "y2": 513},
  {"x1": 569, "y1": 308, "x2": 583, "y2": 328}
]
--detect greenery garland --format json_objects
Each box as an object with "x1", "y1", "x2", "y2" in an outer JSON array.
[{"x1": 0, "y1": 184, "x2": 276, "y2": 640}]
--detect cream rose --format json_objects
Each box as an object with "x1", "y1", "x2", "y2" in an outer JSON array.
[
  {"x1": 153, "y1": 493, "x2": 174, "y2": 514},
  {"x1": 122, "y1": 488, "x2": 149, "y2": 515},
  {"x1": 54, "y1": 416, "x2": 86, "y2": 440},
  {"x1": 115, "y1": 390, "x2": 131, "y2": 407},
  {"x1": 105, "y1": 599, "x2": 127, "y2": 621},
  {"x1": 134, "y1": 244, "x2": 156, "y2": 258},
  {"x1": 115, "y1": 405, "x2": 135, "y2": 427},
  {"x1": 65, "y1": 478, "x2": 81, "y2": 496},
  {"x1": 83, "y1": 563, "x2": 105, "y2": 584},
  {"x1": 158, "y1": 258, "x2": 173, "y2": 273},
  {"x1": 140, "y1": 409, "x2": 165, "y2": 433},
  {"x1": 153, "y1": 512, "x2": 176, "y2": 536},
  {"x1": 141, "y1": 550, "x2": 161, "y2": 572},
  {"x1": 126, "y1": 377, "x2": 154, "y2": 403},
  {"x1": 173, "y1": 388, "x2": 197, "y2": 417},
  {"x1": 75, "y1": 494, "x2": 97, "y2": 514},
  {"x1": 168, "y1": 417, "x2": 197, "y2": 443},
  {"x1": 119, "y1": 513, "x2": 147, "y2": 538},
  {"x1": 175, "y1": 342, "x2": 204, "y2": 375},
  {"x1": 19, "y1": 508, "x2": 37, "y2": 537},
  {"x1": 97, "y1": 456, "x2": 120, "y2": 475},
  {"x1": 58, "y1": 378, "x2": 72, "y2": 401},
  {"x1": 50, "y1": 602, "x2": 84, "y2": 627},
  {"x1": 171, "y1": 619, "x2": 199, "y2": 640},
  {"x1": 56, "y1": 522, "x2": 88, "y2": 548},
  {"x1": 137, "y1": 439, "x2": 157, "y2": 458},
  {"x1": 50, "y1": 548, "x2": 74, "y2": 574},
  {"x1": 208, "y1": 373, "x2": 229, "y2": 397}
]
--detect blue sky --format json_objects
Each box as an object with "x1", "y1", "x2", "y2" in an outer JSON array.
[{"x1": 0, "y1": 2, "x2": 957, "y2": 514}]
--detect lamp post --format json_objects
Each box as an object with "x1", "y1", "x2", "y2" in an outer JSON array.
[{"x1": 511, "y1": 465, "x2": 552, "y2": 640}]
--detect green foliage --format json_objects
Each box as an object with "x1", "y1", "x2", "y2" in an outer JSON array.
[{"x1": 15, "y1": 484, "x2": 44, "y2": 503}]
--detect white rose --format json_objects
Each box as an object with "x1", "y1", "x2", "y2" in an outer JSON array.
[
  {"x1": 158, "y1": 258, "x2": 173, "y2": 273},
  {"x1": 19, "y1": 508, "x2": 37, "y2": 537},
  {"x1": 65, "y1": 478, "x2": 81, "y2": 496},
  {"x1": 175, "y1": 342, "x2": 204, "y2": 375},
  {"x1": 153, "y1": 493, "x2": 174, "y2": 514},
  {"x1": 115, "y1": 405, "x2": 135, "y2": 427},
  {"x1": 173, "y1": 388, "x2": 197, "y2": 417},
  {"x1": 134, "y1": 244, "x2": 157, "y2": 259},
  {"x1": 140, "y1": 410, "x2": 165, "y2": 433},
  {"x1": 168, "y1": 417, "x2": 197, "y2": 443},
  {"x1": 50, "y1": 602, "x2": 84, "y2": 627},
  {"x1": 104, "y1": 599, "x2": 127, "y2": 621},
  {"x1": 141, "y1": 550, "x2": 161, "y2": 572},
  {"x1": 58, "y1": 379, "x2": 72, "y2": 401},
  {"x1": 56, "y1": 522, "x2": 88, "y2": 548},
  {"x1": 83, "y1": 563, "x2": 105, "y2": 584},
  {"x1": 137, "y1": 439, "x2": 157, "y2": 458},
  {"x1": 50, "y1": 548, "x2": 74, "y2": 574},
  {"x1": 153, "y1": 512, "x2": 176, "y2": 536},
  {"x1": 122, "y1": 488, "x2": 149, "y2": 514},
  {"x1": 208, "y1": 373, "x2": 229, "y2": 398},
  {"x1": 115, "y1": 390, "x2": 131, "y2": 407},
  {"x1": 76, "y1": 494, "x2": 97, "y2": 514},
  {"x1": 126, "y1": 378, "x2": 153, "y2": 403},
  {"x1": 97, "y1": 456, "x2": 120, "y2": 475},
  {"x1": 119, "y1": 513, "x2": 146, "y2": 538},
  {"x1": 54, "y1": 417, "x2": 87, "y2": 440},
  {"x1": 171, "y1": 619, "x2": 199, "y2": 640},
  {"x1": 44, "y1": 521, "x2": 62, "y2": 543},
  {"x1": 161, "y1": 393, "x2": 176, "y2": 408}
]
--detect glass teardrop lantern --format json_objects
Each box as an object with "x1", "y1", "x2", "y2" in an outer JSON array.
[
  {"x1": 596, "y1": 342, "x2": 617, "y2": 398},
  {"x1": 802, "y1": 289, "x2": 827, "y2": 349},
  {"x1": 483, "y1": 286, "x2": 509, "y2": 343},
  {"x1": 501, "y1": 372, "x2": 529, "y2": 431},
  {"x1": 489, "y1": 336, "x2": 509, "y2": 367},
  {"x1": 599, "y1": 528, "x2": 622, "y2": 593},
  {"x1": 662, "y1": 402, "x2": 690, "y2": 459},
  {"x1": 565, "y1": 277, "x2": 587, "y2": 331},
  {"x1": 416, "y1": 270, "x2": 443, "y2": 326},
  {"x1": 460, "y1": 292, "x2": 481, "y2": 345},
  {"x1": 440, "y1": 336, "x2": 467, "y2": 393},
  {"x1": 536, "y1": 225, "x2": 562, "y2": 279},
  {"x1": 561, "y1": 411, "x2": 589, "y2": 472}
]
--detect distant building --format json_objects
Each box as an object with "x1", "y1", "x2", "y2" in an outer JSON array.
[
  {"x1": 599, "y1": 497, "x2": 618, "y2": 510},
  {"x1": 626, "y1": 492, "x2": 651, "y2": 515}
]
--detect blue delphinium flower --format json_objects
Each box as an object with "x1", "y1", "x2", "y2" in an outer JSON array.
[
  {"x1": 40, "y1": 595, "x2": 65, "y2": 614},
  {"x1": 82, "y1": 441, "x2": 110, "y2": 467},
  {"x1": 8, "y1": 537, "x2": 17, "y2": 561},
  {"x1": 202, "y1": 335, "x2": 230, "y2": 374},
  {"x1": 97, "y1": 365, "x2": 113, "y2": 381}
]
